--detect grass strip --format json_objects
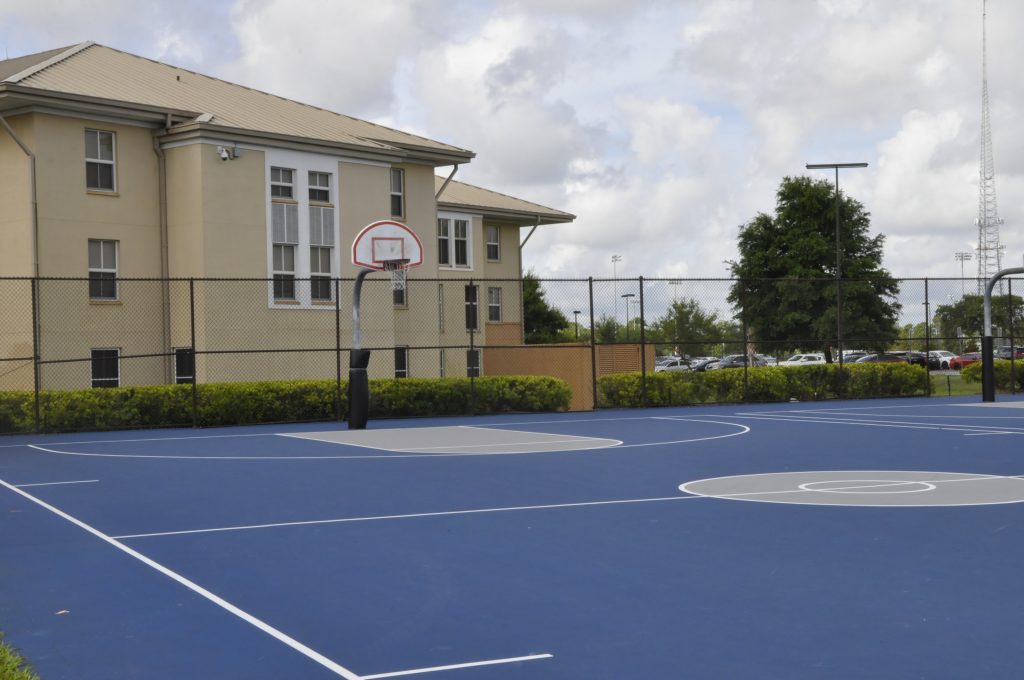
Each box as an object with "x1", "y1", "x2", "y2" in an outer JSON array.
[{"x1": 0, "y1": 634, "x2": 39, "y2": 680}]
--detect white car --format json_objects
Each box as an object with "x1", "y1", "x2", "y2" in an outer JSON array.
[
  {"x1": 928, "y1": 350, "x2": 957, "y2": 369},
  {"x1": 655, "y1": 358, "x2": 691, "y2": 372},
  {"x1": 779, "y1": 353, "x2": 826, "y2": 366}
]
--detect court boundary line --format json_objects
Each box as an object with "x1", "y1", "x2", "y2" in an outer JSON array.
[
  {"x1": 724, "y1": 413, "x2": 1022, "y2": 434},
  {"x1": 361, "y1": 653, "x2": 553, "y2": 679},
  {"x1": 0, "y1": 477, "x2": 362, "y2": 680},
  {"x1": 15, "y1": 479, "x2": 98, "y2": 488}
]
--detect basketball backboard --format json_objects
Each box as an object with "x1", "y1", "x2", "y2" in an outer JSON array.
[{"x1": 351, "y1": 220, "x2": 423, "y2": 271}]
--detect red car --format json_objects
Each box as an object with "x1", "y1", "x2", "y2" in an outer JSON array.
[{"x1": 949, "y1": 352, "x2": 982, "y2": 370}]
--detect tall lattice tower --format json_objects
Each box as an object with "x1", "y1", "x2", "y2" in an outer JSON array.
[{"x1": 976, "y1": 0, "x2": 1004, "y2": 293}]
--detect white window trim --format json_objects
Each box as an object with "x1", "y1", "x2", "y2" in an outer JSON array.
[
  {"x1": 390, "y1": 167, "x2": 405, "y2": 218},
  {"x1": 438, "y1": 211, "x2": 475, "y2": 271},
  {"x1": 85, "y1": 129, "x2": 116, "y2": 192},
  {"x1": 88, "y1": 238, "x2": 119, "y2": 300},
  {"x1": 91, "y1": 347, "x2": 120, "y2": 388},
  {"x1": 265, "y1": 150, "x2": 341, "y2": 308},
  {"x1": 488, "y1": 286, "x2": 502, "y2": 322},
  {"x1": 486, "y1": 225, "x2": 500, "y2": 262}
]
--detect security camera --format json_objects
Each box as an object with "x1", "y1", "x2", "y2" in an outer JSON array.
[{"x1": 217, "y1": 146, "x2": 230, "y2": 161}]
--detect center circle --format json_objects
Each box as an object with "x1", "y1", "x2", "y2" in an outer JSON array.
[{"x1": 797, "y1": 479, "x2": 937, "y2": 494}]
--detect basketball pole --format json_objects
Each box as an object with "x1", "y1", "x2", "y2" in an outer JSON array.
[{"x1": 349, "y1": 268, "x2": 373, "y2": 429}]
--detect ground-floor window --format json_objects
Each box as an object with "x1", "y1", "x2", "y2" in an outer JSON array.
[
  {"x1": 174, "y1": 348, "x2": 195, "y2": 384},
  {"x1": 91, "y1": 348, "x2": 120, "y2": 388}
]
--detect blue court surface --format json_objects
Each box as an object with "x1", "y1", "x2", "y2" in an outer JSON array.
[{"x1": 3, "y1": 396, "x2": 1024, "y2": 679}]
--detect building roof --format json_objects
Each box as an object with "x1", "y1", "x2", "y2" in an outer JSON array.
[
  {"x1": 0, "y1": 43, "x2": 473, "y2": 164},
  {"x1": 435, "y1": 175, "x2": 574, "y2": 225}
]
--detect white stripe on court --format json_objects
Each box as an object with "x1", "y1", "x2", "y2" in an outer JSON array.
[
  {"x1": 0, "y1": 478, "x2": 361, "y2": 680},
  {"x1": 724, "y1": 413, "x2": 1018, "y2": 434},
  {"x1": 15, "y1": 479, "x2": 98, "y2": 488},
  {"x1": 0, "y1": 432, "x2": 275, "y2": 449},
  {"x1": 361, "y1": 653, "x2": 553, "y2": 679},
  {"x1": 113, "y1": 495, "x2": 705, "y2": 540}
]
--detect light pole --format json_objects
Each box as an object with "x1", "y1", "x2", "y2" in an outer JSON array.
[
  {"x1": 611, "y1": 254, "x2": 622, "y2": 338},
  {"x1": 955, "y1": 252, "x2": 973, "y2": 296},
  {"x1": 669, "y1": 279, "x2": 682, "y2": 302},
  {"x1": 621, "y1": 293, "x2": 635, "y2": 340},
  {"x1": 806, "y1": 162, "x2": 868, "y2": 366},
  {"x1": 573, "y1": 310, "x2": 581, "y2": 341}
]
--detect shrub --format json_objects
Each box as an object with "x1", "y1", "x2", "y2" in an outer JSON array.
[
  {"x1": 961, "y1": 359, "x2": 1024, "y2": 391},
  {"x1": 597, "y1": 363, "x2": 928, "y2": 408},
  {"x1": 0, "y1": 375, "x2": 571, "y2": 435}
]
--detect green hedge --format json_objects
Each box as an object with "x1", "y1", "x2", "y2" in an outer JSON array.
[
  {"x1": 598, "y1": 363, "x2": 928, "y2": 408},
  {"x1": 0, "y1": 376, "x2": 571, "y2": 434},
  {"x1": 961, "y1": 359, "x2": 1024, "y2": 391}
]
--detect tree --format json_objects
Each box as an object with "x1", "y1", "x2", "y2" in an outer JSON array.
[
  {"x1": 727, "y1": 176, "x2": 900, "y2": 361},
  {"x1": 648, "y1": 298, "x2": 735, "y2": 357},
  {"x1": 933, "y1": 294, "x2": 1023, "y2": 345},
  {"x1": 522, "y1": 271, "x2": 569, "y2": 343}
]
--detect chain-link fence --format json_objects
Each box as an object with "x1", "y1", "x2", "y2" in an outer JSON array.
[{"x1": 1, "y1": 276, "x2": 1020, "y2": 432}]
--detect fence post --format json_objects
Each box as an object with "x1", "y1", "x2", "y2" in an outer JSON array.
[
  {"x1": 189, "y1": 278, "x2": 198, "y2": 428},
  {"x1": 469, "y1": 278, "x2": 476, "y2": 416},
  {"x1": 639, "y1": 276, "x2": 648, "y2": 408},
  {"x1": 742, "y1": 305, "x2": 749, "y2": 402},
  {"x1": 30, "y1": 277, "x2": 41, "y2": 433},
  {"x1": 924, "y1": 278, "x2": 931, "y2": 396},
  {"x1": 335, "y1": 277, "x2": 343, "y2": 420},
  {"x1": 589, "y1": 277, "x2": 597, "y2": 410}
]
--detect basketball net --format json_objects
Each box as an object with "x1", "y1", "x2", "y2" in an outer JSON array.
[{"x1": 382, "y1": 259, "x2": 410, "y2": 292}]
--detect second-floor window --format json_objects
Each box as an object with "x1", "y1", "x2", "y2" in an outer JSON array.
[
  {"x1": 308, "y1": 177, "x2": 335, "y2": 301},
  {"x1": 271, "y1": 202, "x2": 298, "y2": 300},
  {"x1": 271, "y1": 167, "x2": 294, "y2": 198},
  {"x1": 438, "y1": 216, "x2": 471, "y2": 268},
  {"x1": 486, "y1": 225, "x2": 500, "y2": 261},
  {"x1": 88, "y1": 239, "x2": 118, "y2": 300},
  {"x1": 85, "y1": 129, "x2": 116, "y2": 192},
  {"x1": 390, "y1": 168, "x2": 405, "y2": 217},
  {"x1": 488, "y1": 287, "x2": 502, "y2": 322}
]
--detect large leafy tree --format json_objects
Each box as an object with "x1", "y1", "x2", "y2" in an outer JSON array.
[
  {"x1": 728, "y1": 176, "x2": 900, "y2": 361},
  {"x1": 522, "y1": 271, "x2": 569, "y2": 343}
]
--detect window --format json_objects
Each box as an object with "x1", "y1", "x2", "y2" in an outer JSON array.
[
  {"x1": 88, "y1": 239, "x2": 118, "y2": 300},
  {"x1": 486, "y1": 225, "x2": 500, "y2": 261},
  {"x1": 465, "y1": 285, "x2": 478, "y2": 331},
  {"x1": 91, "y1": 348, "x2": 120, "y2": 388},
  {"x1": 271, "y1": 167, "x2": 294, "y2": 198},
  {"x1": 395, "y1": 347, "x2": 409, "y2": 378},
  {"x1": 466, "y1": 349, "x2": 480, "y2": 378},
  {"x1": 393, "y1": 284, "x2": 406, "y2": 307},
  {"x1": 309, "y1": 195, "x2": 335, "y2": 301},
  {"x1": 309, "y1": 171, "x2": 330, "y2": 202},
  {"x1": 85, "y1": 129, "x2": 116, "y2": 191},
  {"x1": 390, "y1": 168, "x2": 404, "y2": 217},
  {"x1": 174, "y1": 348, "x2": 195, "y2": 384},
  {"x1": 271, "y1": 202, "x2": 299, "y2": 300},
  {"x1": 438, "y1": 216, "x2": 471, "y2": 269},
  {"x1": 488, "y1": 287, "x2": 502, "y2": 322}
]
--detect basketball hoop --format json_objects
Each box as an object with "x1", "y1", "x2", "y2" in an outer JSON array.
[{"x1": 382, "y1": 259, "x2": 410, "y2": 292}]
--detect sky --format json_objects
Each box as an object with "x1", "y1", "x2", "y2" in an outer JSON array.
[{"x1": 2, "y1": 0, "x2": 1022, "y2": 282}]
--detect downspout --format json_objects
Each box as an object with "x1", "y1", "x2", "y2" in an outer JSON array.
[
  {"x1": 0, "y1": 115, "x2": 39, "y2": 276},
  {"x1": 152, "y1": 123, "x2": 172, "y2": 383},
  {"x1": 518, "y1": 217, "x2": 540, "y2": 345},
  {"x1": 1, "y1": 114, "x2": 42, "y2": 392},
  {"x1": 434, "y1": 163, "x2": 459, "y2": 199}
]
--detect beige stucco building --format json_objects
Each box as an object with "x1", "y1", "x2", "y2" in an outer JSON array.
[{"x1": 0, "y1": 43, "x2": 573, "y2": 391}]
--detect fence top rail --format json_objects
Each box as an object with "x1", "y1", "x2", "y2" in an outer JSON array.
[{"x1": 7, "y1": 276, "x2": 1021, "y2": 284}]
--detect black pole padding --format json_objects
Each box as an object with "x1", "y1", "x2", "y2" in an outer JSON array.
[
  {"x1": 981, "y1": 336, "x2": 995, "y2": 403},
  {"x1": 348, "y1": 349, "x2": 371, "y2": 429}
]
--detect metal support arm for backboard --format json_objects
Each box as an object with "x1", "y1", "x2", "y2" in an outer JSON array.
[{"x1": 981, "y1": 266, "x2": 1024, "y2": 402}]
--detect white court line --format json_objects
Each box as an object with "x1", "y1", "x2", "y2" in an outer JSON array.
[
  {"x1": 0, "y1": 432, "x2": 275, "y2": 449},
  {"x1": 0, "y1": 478, "x2": 361, "y2": 680},
  {"x1": 15, "y1": 479, "x2": 98, "y2": 488},
  {"x1": 725, "y1": 413, "x2": 1016, "y2": 434},
  {"x1": 964, "y1": 431, "x2": 1020, "y2": 436},
  {"x1": 361, "y1": 653, "x2": 553, "y2": 679},
  {"x1": 113, "y1": 495, "x2": 704, "y2": 540}
]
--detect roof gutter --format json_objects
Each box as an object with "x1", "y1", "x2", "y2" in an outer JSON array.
[{"x1": 0, "y1": 113, "x2": 39, "y2": 277}]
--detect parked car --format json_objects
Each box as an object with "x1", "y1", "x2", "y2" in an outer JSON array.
[
  {"x1": 716, "y1": 354, "x2": 768, "y2": 369},
  {"x1": 690, "y1": 358, "x2": 720, "y2": 371},
  {"x1": 654, "y1": 358, "x2": 691, "y2": 372},
  {"x1": 756, "y1": 354, "x2": 778, "y2": 366},
  {"x1": 904, "y1": 351, "x2": 929, "y2": 367},
  {"x1": 779, "y1": 353, "x2": 826, "y2": 366},
  {"x1": 949, "y1": 352, "x2": 982, "y2": 370},
  {"x1": 997, "y1": 346, "x2": 1024, "y2": 360},
  {"x1": 928, "y1": 350, "x2": 957, "y2": 369},
  {"x1": 655, "y1": 355, "x2": 681, "y2": 367},
  {"x1": 855, "y1": 353, "x2": 906, "y2": 363},
  {"x1": 841, "y1": 352, "x2": 868, "y2": 362}
]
